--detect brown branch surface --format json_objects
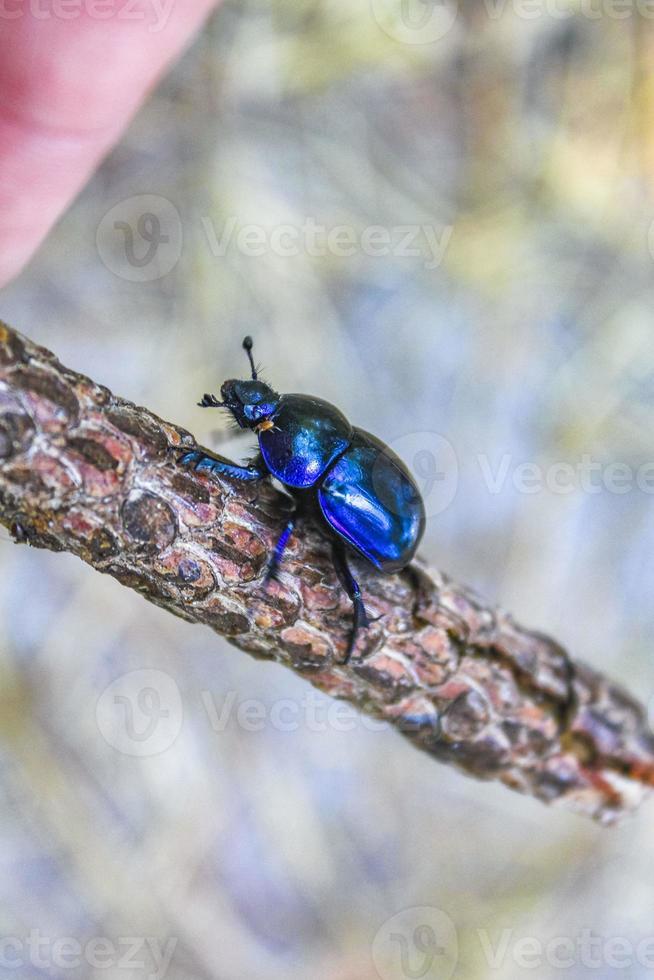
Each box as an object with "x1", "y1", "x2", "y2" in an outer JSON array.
[{"x1": 1, "y1": 321, "x2": 653, "y2": 825}]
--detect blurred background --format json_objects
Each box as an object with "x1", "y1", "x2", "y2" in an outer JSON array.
[{"x1": 2, "y1": 2, "x2": 654, "y2": 977}]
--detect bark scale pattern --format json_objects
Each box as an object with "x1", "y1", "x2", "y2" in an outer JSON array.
[{"x1": 1, "y1": 321, "x2": 653, "y2": 824}]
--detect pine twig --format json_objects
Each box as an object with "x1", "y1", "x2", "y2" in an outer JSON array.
[{"x1": 1, "y1": 321, "x2": 653, "y2": 824}]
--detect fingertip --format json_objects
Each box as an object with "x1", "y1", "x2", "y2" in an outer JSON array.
[{"x1": 0, "y1": 0, "x2": 220, "y2": 287}]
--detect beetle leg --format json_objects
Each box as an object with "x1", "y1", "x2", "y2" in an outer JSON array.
[
  {"x1": 179, "y1": 450, "x2": 266, "y2": 482},
  {"x1": 331, "y1": 541, "x2": 369, "y2": 663},
  {"x1": 264, "y1": 511, "x2": 297, "y2": 585}
]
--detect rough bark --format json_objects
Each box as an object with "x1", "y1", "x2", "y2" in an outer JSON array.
[{"x1": 1, "y1": 321, "x2": 653, "y2": 824}]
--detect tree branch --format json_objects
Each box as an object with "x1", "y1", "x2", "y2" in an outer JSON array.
[{"x1": 1, "y1": 321, "x2": 653, "y2": 824}]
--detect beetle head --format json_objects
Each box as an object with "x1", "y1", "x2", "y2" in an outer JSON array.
[
  {"x1": 220, "y1": 378, "x2": 279, "y2": 429},
  {"x1": 219, "y1": 337, "x2": 280, "y2": 430}
]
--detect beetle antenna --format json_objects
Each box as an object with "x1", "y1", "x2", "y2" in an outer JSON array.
[{"x1": 242, "y1": 335, "x2": 258, "y2": 380}]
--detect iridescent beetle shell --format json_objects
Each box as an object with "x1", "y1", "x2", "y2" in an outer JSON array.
[{"x1": 318, "y1": 427, "x2": 424, "y2": 573}]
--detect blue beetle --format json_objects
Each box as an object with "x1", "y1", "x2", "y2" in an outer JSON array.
[{"x1": 181, "y1": 337, "x2": 425, "y2": 661}]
